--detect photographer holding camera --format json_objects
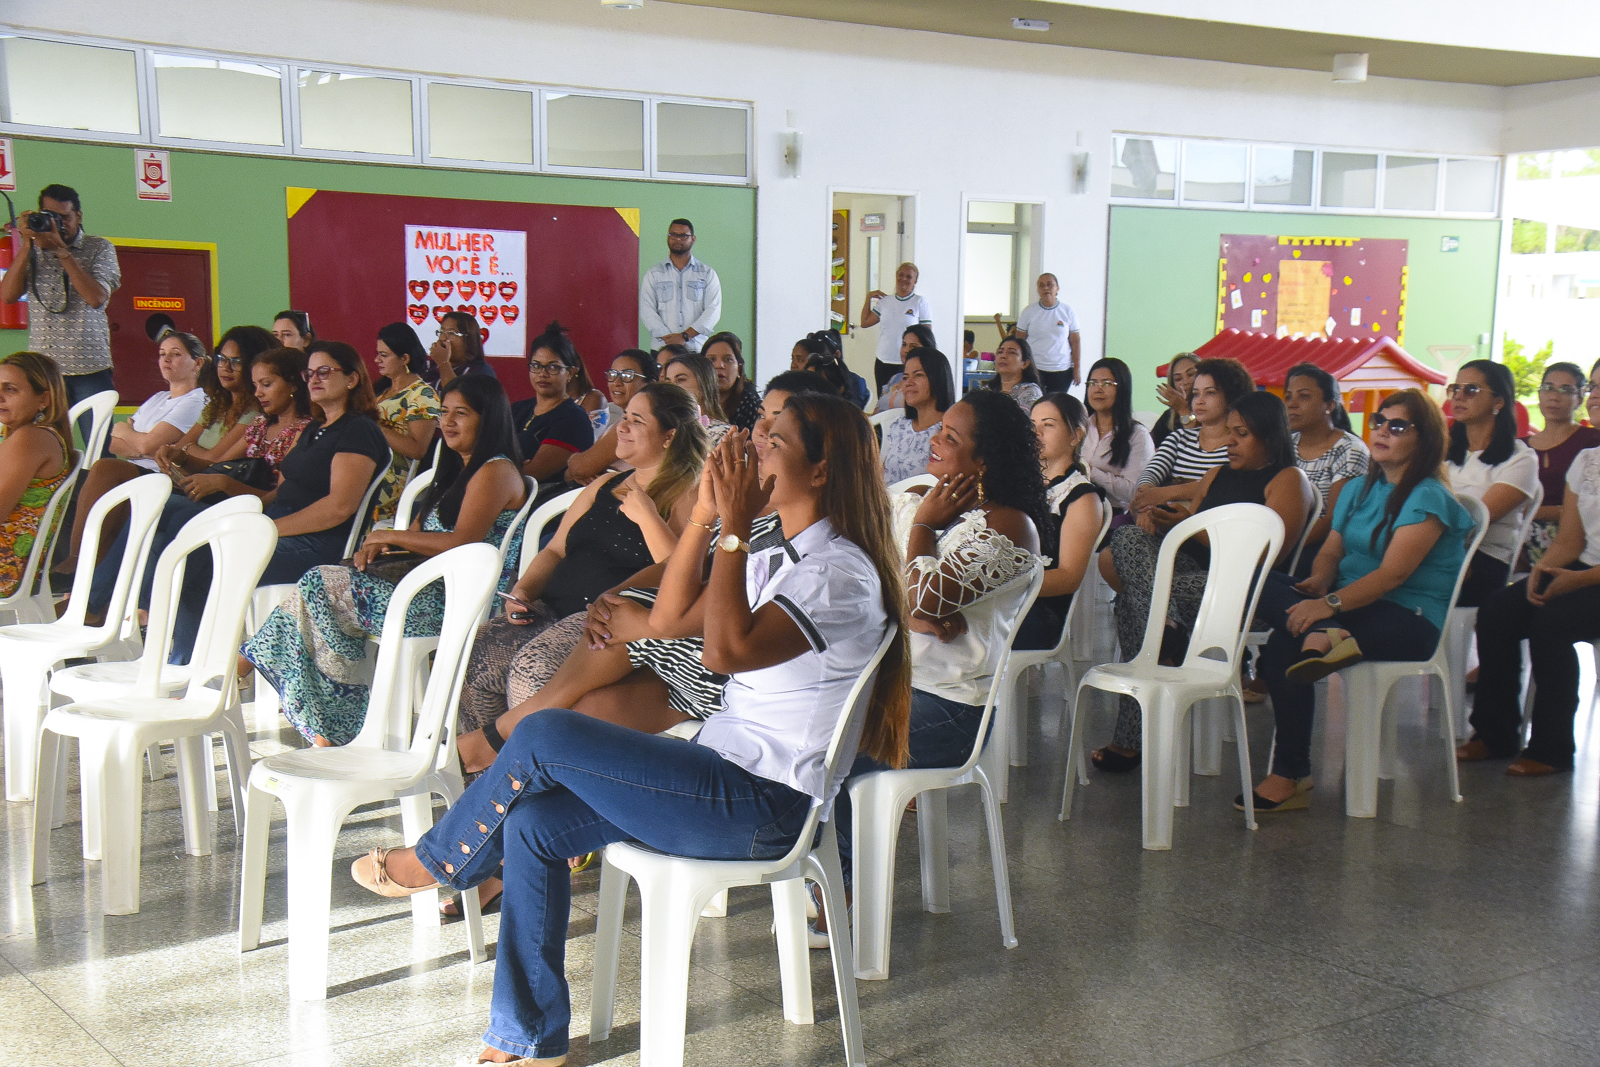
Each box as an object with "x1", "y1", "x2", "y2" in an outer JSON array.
[{"x1": 1, "y1": 184, "x2": 122, "y2": 412}]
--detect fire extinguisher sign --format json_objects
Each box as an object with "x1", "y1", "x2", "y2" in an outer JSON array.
[
  {"x1": 0, "y1": 138, "x2": 15, "y2": 192},
  {"x1": 136, "y1": 150, "x2": 171, "y2": 202}
]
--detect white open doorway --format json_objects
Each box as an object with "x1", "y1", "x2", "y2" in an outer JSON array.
[
  {"x1": 828, "y1": 189, "x2": 917, "y2": 387},
  {"x1": 959, "y1": 197, "x2": 1045, "y2": 392}
]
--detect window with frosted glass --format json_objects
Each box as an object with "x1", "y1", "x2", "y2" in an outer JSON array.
[
  {"x1": 428, "y1": 83, "x2": 533, "y2": 164},
  {"x1": 1182, "y1": 142, "x2": 1246, "y2": 203},
  {"x1": 297, "y1": 70, "x2": 413, "y2": 155},
  {"x1": 656, "y1": 102, "x2": 746, "y2": 176},
  {"x1": 1444, "y1": 158, "x2": 1499, "y2": 213},
  {"x1": 964, "y1": 232, "x2": 1016, "y2": 318},
  {"x1": 1383, "y1": 156, "x2": 1438, "y2": 211},
  {"x1": 545, "y1": 94, "x2": 643, "y2": 171},
  {"x1": 0, "y1": 36, "x2": 139, "y2": 134},
  {"x1": 1111, "y1": 136, "x2": 1176, "y2": 199},
  {"x1": 967, "y1": 201, "x2": 1016, "y2": 225},
  {"x1": 154, "y1": 54, "x2": 282, "y2": 145},
  {"x1": 1253, "y1": 147, "x2": 1314, "y2": 206},
  {"x1": 1320, "y1": 152, "x2": 1378, "y2": 209}
]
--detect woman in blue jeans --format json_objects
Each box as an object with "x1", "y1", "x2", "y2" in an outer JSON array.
[
  {"x1": 350, "y1": 394, "x2": 910, "y2": 1067},
  {"x1": 1246, "y1": 390, "x2": 1473, "y2": 812}
]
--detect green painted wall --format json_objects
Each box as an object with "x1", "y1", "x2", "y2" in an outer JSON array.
[
  {"x1": 1105, "y1": 205, "x2": 1502, "y2": 408},
  {"x1": 0, "y1": 137, "x2": 754, "y2": 358}
]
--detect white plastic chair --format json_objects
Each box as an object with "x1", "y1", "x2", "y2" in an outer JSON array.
[
  {"x1": 31, "y1": 507, "x2": 277, "y2": 914},
  {"x1": 999, "y1": 500, "x2": 1113, "y2": 799},
  {"x1": 0, "y1": 453, "x2": 82, "y2": 627},
  {"x1": 589, "y1": 626, "x2": 898, "y2": 1067},
  {"x1": 850, "y1": 563, "x2": 1041, "y2": 981},
  {"x1": 1337, "y1": 494, "x2": 1488, "y2": 819},
  {"x1": 888, "y1": 473, "x2": 936, "y2": 495},
  {"x1": 390, "y1": 466, "x2": 436, "y2": 533},
  {"x1": 1443, "y1": 483, "x2": 1541, "y2": 741},
  {"x1": 237, "y1": 542, "x2": 499, "y2": 1000},
  {"x1": 70, "y1": 389, "x2": 118, "y2": 464},
  {"x1": 519, "y1": 487, "x2": 583, "y2": 574},
  {"x1": 1062, "y1": 503, "x2": 1284, "y2": 850},
  {"x1": 868, "y1": 408, "x2": 899, "y2": 441},
  {"x1": 0, "y1": 472, "x2": 170, "y2": 802}
]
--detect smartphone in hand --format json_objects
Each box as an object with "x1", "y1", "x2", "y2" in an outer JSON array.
[{"x1": 495, "y1": 590, "x2": 532, "y2": 620}]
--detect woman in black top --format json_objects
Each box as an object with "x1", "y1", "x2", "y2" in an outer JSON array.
[
  {"x1": 510, "y1": 321, "x2": 595, "y2": 482},
  {"x1": 1149, "y1": 353, "x2": 1199, "y2": 449},
  {"x1": 176, "y1": 341, "x2": 389, "y2": 662},
  {"x1": 704, "y1": 331, "x2": 762, "y2": 432},
  {"x1": 457, "y1": 382, "x2": 708, "y2": 731},
  {"x1": 428, "y1": 311, "x2": 495, "y2": 386},
  {"x1": 1092, "y1": 392, "x2": 1310, "y2": 770}
]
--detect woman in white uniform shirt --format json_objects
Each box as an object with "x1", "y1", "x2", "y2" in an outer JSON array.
[
  {"x1": 861, "y1": 261, "x2": 933, "y2": 395},
  {"x1": 351, "y1": 394, "x2": 909, "y2": 1067},
  {"x1": 1080, "y1": 357, "x2": 1154, "y2": 511},
  {"x1": 1445, "y1": 360, "x2": 1540, "y2": 607},
  {"x1": 1013, "y1": 273, "x2": 1081, "y2": 393}
]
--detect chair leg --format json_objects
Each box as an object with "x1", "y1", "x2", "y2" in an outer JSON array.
[
  {"x1": 435, "y1": 789, "x2": 486, "y2": 964},
  {"x1": 1343, "y1": 670, "x2": 1385, "y2": 819},
  {"x1": 79, "y1": 736, "x2": 104, "y2": 859},
  {"x1": 1192, "y1": 697, "x2": 1223, "y2": 777},
  {"x1": 3, "y1": 661, "x2": 50, "y2": 802},
  {"x1": 146, "y1": 743, "x2": 166, "y2": 781},
  {"x1": 1434, "y1": 668, "x2": 1463, "y2": 804},
  {"x1": 398, "y1": 792, "x2": 441, "y2": 930},
  {"x1": 30, "y1": 728, "x2": 61, "y2": 887},
  {"x1": 850, "y1": 777, "x2": 908, "y2": 981},
  {"x1": 283, "y1": 797, "x2": 347, "y2": 1000},
  {"x1": 1060, "y1": 680, "x2": 1094, "y2": 822},
  {"x1": 1231, "y1": 696, "x2": 1257, "y2": 832},
  {"x1": 173, "y1": 735, "x2": 211, "y2": 858},
  {"x1": 634, "y1": 877, "x2": 713, "y2": 1067},
  {"x1": 770, "y1": 878, "x2": 814, "y2": 1024},
  {"x1": 238, "y1": 785, "x2": 273, "y2": 951},
  {"x1": 219, "y1": 714, "x2": 251, "y2": 837},
  {"x1": 98, "y1": 735, "x2": 147, "y2": 915},
  {"x1": 973, "y1": 767, "x2": 1017, "y2": 950},
  {"x1": 50, "y1": 737, "x2": 70, "y2": 831},
  {"x1": 589, "y1": 855, "x2": 629, "y2": 1042},
  {"x1": 1007, "y1": 666, "x2": 1029, "y2": 768},
  {"x1": 700, "y1": 889, "x2": 728, "y2": 918},
  {"x1": 1174, "y1": 701, "x2": 1194, "y2": 810},
  {"x1": 204, "y1": 734, "x2": 221, "y2": 813},
  {"x1": 1140, "y1": 692, "x2": 1177, "y2": 851},
  {"x1": 915, "y1": 789, "x2": 950, "y2": 914},
  {"x1": 808, "y1": 825, "x2": 866, "y2": 1067}
]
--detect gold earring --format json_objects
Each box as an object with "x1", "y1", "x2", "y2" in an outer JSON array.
[{"x1": 977, "y1": 478, "x2": 987, "y2": 504}]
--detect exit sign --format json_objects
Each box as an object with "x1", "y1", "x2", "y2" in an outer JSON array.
[{"x1": 1440, "y1": 236, "x2": 1460, "y2": 252}]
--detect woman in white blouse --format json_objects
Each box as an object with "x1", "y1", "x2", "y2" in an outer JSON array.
[
  {"x1": 1081, "y1": 357, "x2": 1154, "y2": 511},
  {"x1": 1445, "y1": 360, "x2": 1540, "y2": 607}
]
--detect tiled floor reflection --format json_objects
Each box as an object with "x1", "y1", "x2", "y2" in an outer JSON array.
[{"x1": 2, "y1": 658, "x2": 1597, "y2": 1066}]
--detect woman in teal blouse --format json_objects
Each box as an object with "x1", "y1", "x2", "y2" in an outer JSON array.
[{"x1": 1244, "y1": 389, "x2": 1474, "y2": 812}]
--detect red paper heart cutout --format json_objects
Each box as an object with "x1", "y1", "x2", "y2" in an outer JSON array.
[
  {"x1": 432, "y1": 280, "x2": 454, "y2": 300},
  {"x1": 458, "y1": 304, "x2": 477, "y2": 319},
  {"x1": 479, "y1": 281, "x2": 497, "y2": 302},
  {"x1": 433, "y1": 305, "x2": 451, "y2": 322},
  {"x1": 480, "y1": 328, "x2": 490, "y2": 344},
  {"x1": 479, "y1": 305, "x2": 498, "y2": 325},
  {"x1": 406, "y1": 303, "x2": 428, "y2": 325},
  {"x1": 458, "y1": 280, "x2": 479, "y2": 302},
  {"x1": 498, "y1": 281, "x2": 518, "y2": 301},
  {"x1": 499, "y1": 304, "x2": 519, "y2": 324},
  {"x1": 407, "y1": 280, "x2": 429, "y2": 301}
]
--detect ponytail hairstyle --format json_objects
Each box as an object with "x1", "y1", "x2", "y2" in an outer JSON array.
[
  {"x1": 529, "y1": 319, "x2": 580, "y2": 372},
  {"x1": 783, "y1": 392, "x2": 911, "y2": 768},
  {"x1": 305, "y1": 340, "x2": 379, "y2": 421},
  {"x1": 273, "y1": 310, "x2": 315, "y2": 345},
  {"x1": 0, "y1": 351, "x2": 77, "y2": 467},
  {"x1": 1229, "y1": 391, "x2": 1297, "y2": 470},
  {"x1": 1085, "y1": 356, "x2": 1137, "y2": 468},
  {"x1": 636, "y1": 382, "x2": 710, "y2": 520},
  {"x1": 803, "y1": 354, "x2": 849, "y2": 397},
  {"x1": 416, "y1": 375, "x2": 522, "y2": 529},
  {"x1": 901, "y1": 323, "x2": 937, "y2": 354},
  {"x1": 1446, "y1": 359, "x2": 1518, "y2": 467},
  {"x1": 985, "y1": 335, "x2": 1041, "y2": 390},
  {"x1": 1037, "y1": 391, "x2": 1089, "y2": 473},
  {"x1": 660, "y1": 352, "x2": 727, "y2": 422},
  {"x1": 377, "y1": 321, "x2": 430, "y2": 376},
  {"x1": 1355, "y1": 388, "x2": 1449, "y2": 552},
  {"x1": 1285, "y1": 361, "x2": 1353, "y2": 432}
]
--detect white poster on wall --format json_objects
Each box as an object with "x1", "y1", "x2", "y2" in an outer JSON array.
[
  {"x1": 0, "y1": 138, "x2": 15, "y2": 192},
  {"x1": 135, "y1": 150, "x2": 171, "y2": 201},
  {"x1": 404, "y1": 224, "x2": 527, "y2": 357}
]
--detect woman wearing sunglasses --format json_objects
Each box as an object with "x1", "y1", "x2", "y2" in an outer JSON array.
[
  {"x1": 1242, "y1": 390, "x2": 1475, "y2": 811},
  {"x1": 565, "y1": 350, "x2": 657, "y2": 485},
  {"x1": 1444, "y1": 360, "x2": 1540, "y2": 608}
]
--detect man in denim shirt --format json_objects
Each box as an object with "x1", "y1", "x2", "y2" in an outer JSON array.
[{"x1": 638, "y1": 217, "x2": 721, "y2": 352}]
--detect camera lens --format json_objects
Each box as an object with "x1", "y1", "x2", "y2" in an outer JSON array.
[{"x1": 27, "y1": 212, "x2": 58, "y2": 232}]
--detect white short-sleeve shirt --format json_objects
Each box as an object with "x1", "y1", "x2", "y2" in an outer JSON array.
[
  {"x1": 127, "y1": 389, "x2": 207, "y2": 471},
  {"x1": 1566, "y1": 446, "x2": 1600, "y2": 566},
  {"x1": 1014, "y1": 300, "x2": 1080, "y2": 372},
  {"x1": 695, "y1": 518, "x2": 890, "y2": 818},
  {"x1": 872, "y1": 293, "x2": 933, "y2": 365},
  {"x1": 1447, "y1": 439, "x2": 1540, "y2": 564}
]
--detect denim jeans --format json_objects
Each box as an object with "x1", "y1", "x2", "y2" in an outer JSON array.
[
  {"x1": 835, "y1": 687, "x2": 986, "y2": 883},
  {"x1": 412, "y1": 708, "x2": 811, "y2": 1060},
  {"x1": 64, "y1": 368, "x2": 115, "y2": 456}
]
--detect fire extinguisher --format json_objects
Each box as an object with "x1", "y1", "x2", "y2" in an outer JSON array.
[{"x1": 0, "y1": 193, "x2": 29, "y2": 330}]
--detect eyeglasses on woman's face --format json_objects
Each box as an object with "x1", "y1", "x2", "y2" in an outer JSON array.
[
  {"x1": 1539, "y1": 381, "x2": 1585, "y2": 397},
  {"x1": 303, "y1": 365, "x2": 339, "y2": 383},
  {"x1": 1372, "y1": 417, "x2": 1414, "y2": 436},
  {"x1": 1086, "y1": 376, "x2": 1118, "y2": 389},
  {"x1": 217, "y1": 356, "x2": 244, "y2": 370},
  {"x1": 1446, "y1": 382, "x2": 1484, "y2": 400},
  {"x1": 606, "y1": 369, "x2": 644, "y2": 383},
  {"x1": 528, "y1": 359, "x2": 568, "y2": 377}
]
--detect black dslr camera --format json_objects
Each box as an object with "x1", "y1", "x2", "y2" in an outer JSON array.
[{"x1": 26, "y1": 210, "x2": 65, "y2": 234}]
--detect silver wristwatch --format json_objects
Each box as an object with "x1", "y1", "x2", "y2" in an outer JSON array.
[{"x1": 1324, "y1": 592, "x2": 1342, "y2": 612}]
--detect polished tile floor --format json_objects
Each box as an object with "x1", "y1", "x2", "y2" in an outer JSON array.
[{"x1": 2, "y1": 660, "x2": 1598, "y2": 1067}]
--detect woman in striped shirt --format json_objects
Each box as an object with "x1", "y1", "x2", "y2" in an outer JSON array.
[{"x1": 1129, "y1": 358, "x2": 1255, "y2": 517}]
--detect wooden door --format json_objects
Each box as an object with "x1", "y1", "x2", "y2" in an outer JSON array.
[{"x1": 105, "y1": 245, "x2": 214, "y2": 407}]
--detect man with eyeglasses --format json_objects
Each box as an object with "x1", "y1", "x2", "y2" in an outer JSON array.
[{"x1": 639, "y1": 218, "x2": 721, "y2": 353}]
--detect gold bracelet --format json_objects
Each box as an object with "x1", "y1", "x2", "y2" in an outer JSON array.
[{"x1": 687, "y1": 517, "x2": 715, "y2": 531}]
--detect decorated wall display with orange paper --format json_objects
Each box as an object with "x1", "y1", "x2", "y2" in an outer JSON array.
[{"x1": 1216, "y1": 234, "x2": 1409, "y2": 345}]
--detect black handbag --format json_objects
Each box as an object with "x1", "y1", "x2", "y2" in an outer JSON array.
[{"x1": 180, "y1": 456, "x2": 278, "y2": 504}]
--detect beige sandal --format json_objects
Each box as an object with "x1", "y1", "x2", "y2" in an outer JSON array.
[{"x1": 350, "y1": 848, "x2": 440, "y2": 898}]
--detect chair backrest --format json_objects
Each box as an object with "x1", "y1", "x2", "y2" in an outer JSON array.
[
  {"x1": 341, "y1": 447, "x2": 395, "y2": 558},
  {"x1": 888, "y1": 473, "x2": 936, "y2": 495},
  {"x1": 499, "y1": 475, "x2": 540, "y2": 561},
  {"x1": 1135, "y1": 502, "x2": 1284, "y2": 676},
  {"x1": 1132, "y1": 410, "x2": 1159, "y2": 429},
  {"x1": 954, "y1": 561, "x2": 1046, "y2": 776},
  {"x1": 519, "y1": 487, "x2": 582, "y2": 574},
  {"x1": 68, "y1": 390, "x2": 118, "y2": 463},
  {"x1": 352, "y1": 543, "x2": 500, "y2": 760},
  {"x1": 138, "y1": 500, "x2": 276, "y2": 695},
  {"x1": 1444, "y1": 493, "x2": 1491, "y2": 619},
  {"x1": 56, "y1": 473, "x2": 172, "y2": 638},
  {"x1": 1052, "y1": 495, "x2": 1114, "y2": 660},
  {"x1": 1504, "y1": 481, "x2": 1543, "y2": 582},
  {"x1": 1286, "y1": 480, "x2": 1324, "y2": 575},
  {"x1": 391, "y1": 466, "x2": 437, "y2": 532},
  {"x1": 0, "y1": 454, "x2": 81, "y2": 609}
]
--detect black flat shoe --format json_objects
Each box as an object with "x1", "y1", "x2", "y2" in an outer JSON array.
[
  {"x1": 1091, "y1": 747, "x2": 1141, "y2": 773},
  {"x1": 1234, "y1": 777, "x2": 1313, "y2": 812},
  {"x1": 440, "y1": 887, "x2": 504, "y2": 923}
]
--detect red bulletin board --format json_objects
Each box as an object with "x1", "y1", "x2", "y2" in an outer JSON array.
[
  {"x1": 1217, "y1": 235, "x2": 1408, "y2": 345},
  {"x1": 286, "y1": 188, "x2": 640, "y2": 401}
]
